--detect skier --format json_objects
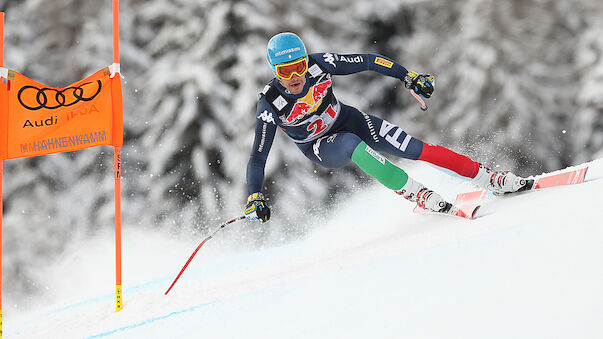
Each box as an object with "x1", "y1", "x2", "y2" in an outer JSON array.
[{"x1": 244, "y1": 32, "x2": 529, "y2": 222}]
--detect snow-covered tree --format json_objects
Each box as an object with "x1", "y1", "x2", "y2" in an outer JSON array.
[{"x1": 1, "y1": 0, "x2": 602, "y2": 305}]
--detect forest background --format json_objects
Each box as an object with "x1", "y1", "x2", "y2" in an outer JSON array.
[{"x1": 0, "y1": 0, "x2": 601, "y2": 304}]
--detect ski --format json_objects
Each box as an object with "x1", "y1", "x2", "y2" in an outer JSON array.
[
  {"x1": 456, "y1": 167, "x2": 589, "y2": 204},
  {"x1": 413, "y1": 202, "x2": 481, "y2": 220},
  {"x1": 533, "y1": 167, "x2": 588, "y2": 189}
]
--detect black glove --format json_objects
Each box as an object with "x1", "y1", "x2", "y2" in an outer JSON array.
[
  {"x1": 244, "y1": 192, "x2": 271, "y2": 223},
  {"x1": 404, "y1": 71, "x2": 435, "y2": 99}
]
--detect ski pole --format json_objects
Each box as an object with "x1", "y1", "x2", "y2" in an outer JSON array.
[
  {"x1": 164, "y1": 215, "x2": 246, "y2": 295},
  {"x1": 410, "y1": 90, "x2": 428, "y2": 111}
]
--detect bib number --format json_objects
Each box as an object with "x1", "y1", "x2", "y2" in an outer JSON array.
[{"x1": 306, "y1": 105, "x2": 338, "y2": 137}]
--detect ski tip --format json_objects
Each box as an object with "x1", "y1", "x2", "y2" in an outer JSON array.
[
  {"x1": 580, "y1": 166, "x2": 589, "y2": 182},
  {"x1": 470, "y1": 205, "x2": 481, "y2": 219},
  {"x1": 456, "y1": 204, "x2": 480, "y2": 220}
]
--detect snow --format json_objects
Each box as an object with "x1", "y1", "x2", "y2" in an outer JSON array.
[
  {"x1": 5, "y1": 158, "x2": 603, "y2": 339},
  {"x1": 4, "y1": 0, "x2": 603, "y2": 297}
]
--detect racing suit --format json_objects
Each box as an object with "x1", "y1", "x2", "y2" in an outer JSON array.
[{"x1": 246, "y1": 53, "x2": 479, "y2": 195}]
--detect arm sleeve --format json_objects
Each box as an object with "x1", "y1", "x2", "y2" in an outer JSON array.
[
  {"x1": 246, "y1": 98, "x2": 278, "y2": 195},
  {"x1": 310, "y1": 53, "x2": 409, "y2": 81}
]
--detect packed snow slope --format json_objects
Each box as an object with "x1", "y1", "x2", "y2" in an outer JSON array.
[{"x1": 6, "y1": 159, "x2": 603, "y2": 339}]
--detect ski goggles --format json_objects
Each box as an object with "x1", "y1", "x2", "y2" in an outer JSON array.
[{"x1": 274, "y1": 57, "x2": 308, "y2": 80}]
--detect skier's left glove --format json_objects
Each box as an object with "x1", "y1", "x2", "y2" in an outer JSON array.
[
  {"x1": 404, "y1": 72, "x2": 435, "y2": 98},
  {"x1": 244, "y1": 192, "x2": 271, "y2": 223}
]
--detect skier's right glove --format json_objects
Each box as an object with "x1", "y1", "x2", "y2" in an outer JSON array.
[
  {"x1": 404, "y1": 71, "x2": 435, "y2": 99},
  {"x1": 244, "y1": 192, "x2": 271, "y2": 223}
]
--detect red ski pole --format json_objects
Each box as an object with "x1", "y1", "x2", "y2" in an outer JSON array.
[{"x1": 164, "y1": 215, "x2": 246, "y2": 295}]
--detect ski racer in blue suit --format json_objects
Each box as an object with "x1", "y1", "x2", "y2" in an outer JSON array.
[{"x1": 244, "y1": 32, "x2": 529, "y2": 222}]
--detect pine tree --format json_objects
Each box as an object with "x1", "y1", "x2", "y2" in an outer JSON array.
[
  {"x1": 573, "y1": 3, "x2": 603, "y2": 165},
  {"x1": 1, "y1": 0, "x2": 602, "y2": 304}
]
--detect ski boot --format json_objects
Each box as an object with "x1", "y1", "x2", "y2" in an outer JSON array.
[
  {"x1": 472, "y1": 164, "x2": 532, "y2": 195},
  {"x1": 396, "y1": 177, "x2": 448, "y2": 212}
]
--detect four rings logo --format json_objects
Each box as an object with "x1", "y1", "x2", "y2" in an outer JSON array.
[{"x1": 17, "y1": 80, "x2": 102, "y2": 110}]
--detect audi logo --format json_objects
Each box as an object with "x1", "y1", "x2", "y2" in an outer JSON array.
[{"x1": 17, "y1": 80, "x2": 102, "y2": 110}]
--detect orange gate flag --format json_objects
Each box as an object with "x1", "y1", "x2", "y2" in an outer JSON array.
[{"x1": 0, "y1": 66, "x2": 123, "y2": 160}]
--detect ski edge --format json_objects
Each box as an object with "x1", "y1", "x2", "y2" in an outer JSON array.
[
  {"x1": 456, "y1": 166, "x2": 589, "y2": 204},
  {"x1": 413, "y1": 203, "x2": 480, "y2": 220}
]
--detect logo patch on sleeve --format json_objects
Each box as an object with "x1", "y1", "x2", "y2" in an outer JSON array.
[
  {"x1": 308, "y1": 64, "x2": 323, "y2": 78},
  {"x1": 339, "y1": 55, "x2": 364, "y2": 63},
  {"x1": 272, "y1": 95, "x2": 288, "y2": 111},
  {"x1": 323, "y1": 53, "x2": 336, "y2": 67},
  {"x1": 374, "y1": 57, "x2": 394, "y2": 68},
  {"x1": 258, "y1": 110, "x2": 275, "y2": 124}
]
